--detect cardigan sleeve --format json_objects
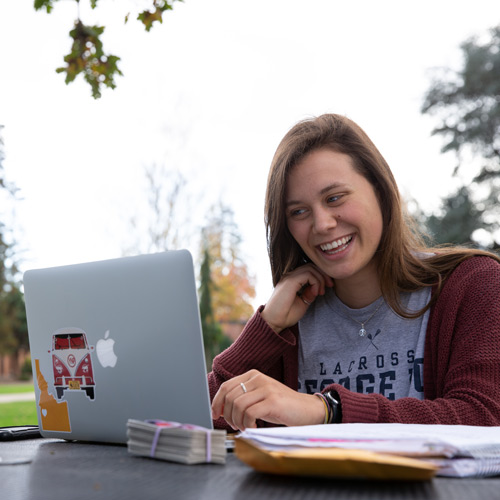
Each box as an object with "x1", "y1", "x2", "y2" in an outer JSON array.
[
  {"x1": 208, "y1": 307, "x2": 298, "y2": 429},
  {"x1": 325, "y1": 256, "x2": 500, "y2": 426}
]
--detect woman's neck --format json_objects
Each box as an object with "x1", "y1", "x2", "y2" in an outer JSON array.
[{"x1": 334, "y1": 270, "x2": 382, "y2": 309}]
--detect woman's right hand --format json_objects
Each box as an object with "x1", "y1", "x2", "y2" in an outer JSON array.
[
  {"x1": 212, "y1": 369, "x2": 326, "y2": 431},
  {"x1": 261, "y1": 264, "x2": 334, "y2": 333}
]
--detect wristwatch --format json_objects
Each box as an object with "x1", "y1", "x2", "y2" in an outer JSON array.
[{"x1": 323, "y1": 390, "x2": 342, "y2": 424}]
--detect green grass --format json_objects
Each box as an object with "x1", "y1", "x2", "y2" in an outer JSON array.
[
  {"x1": 0, "y1": 382, "x2": 35, "y2": 394},
  {"x1": 0, "y1": 401, "x2": 38, "y2": 427},
  {"x1": 0, "y1": 382, "x2": 37, "y2": 427}
]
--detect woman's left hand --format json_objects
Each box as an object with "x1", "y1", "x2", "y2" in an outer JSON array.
[{"x1": 211, "y1": 369, "x2": 325, "y2": 431}]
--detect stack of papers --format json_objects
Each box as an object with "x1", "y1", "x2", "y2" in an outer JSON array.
[
  {"x1": 236, "y1": 423, "x2": 500, "y2": 479},
  {"x1": 127, "y1": 419, "x2": 227, "y2": 465}
]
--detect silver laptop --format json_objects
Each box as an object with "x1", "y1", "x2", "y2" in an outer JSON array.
[{"x1": 24, "y1": 250, "x2": 213, "y2": 444}]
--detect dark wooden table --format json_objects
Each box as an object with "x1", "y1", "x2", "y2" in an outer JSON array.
[{"x1": 2, "y1": 438, "x2": 500, "y2": 500}]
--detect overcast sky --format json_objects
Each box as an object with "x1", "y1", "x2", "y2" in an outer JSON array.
[{"x1": 1, "y1": 1, "x2": 498, "y2": 305}]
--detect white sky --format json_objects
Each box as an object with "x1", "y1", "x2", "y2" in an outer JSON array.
[{"x1": 1, "y1": 0, "x2": 499, "y2": 306}]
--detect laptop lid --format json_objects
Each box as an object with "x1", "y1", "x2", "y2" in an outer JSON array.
[{"x1": 24, "y1": 250, "x2": 213, "y2": 444}]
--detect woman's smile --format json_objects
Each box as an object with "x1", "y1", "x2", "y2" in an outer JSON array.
[{"x1": 318, "y1": 234, "x2": 354, "y2": 254}]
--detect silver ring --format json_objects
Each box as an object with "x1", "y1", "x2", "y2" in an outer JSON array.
[
  {"x1": 240, "y1": 382, "x2": 247, "y2": 394},
  {"x1": 302, "y1": 297, "x2": 312, "y2": 306}
]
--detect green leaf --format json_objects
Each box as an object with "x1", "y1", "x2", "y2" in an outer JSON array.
[
  {"x1": 137, "y1": 0, "x2": 182, "y2": 32},
  {"x1": 57, "y1": 21, "x2": 123, "y2": 99},
  {"x1": 33, "y1": 0, "x2": 56, "y2": 13}
]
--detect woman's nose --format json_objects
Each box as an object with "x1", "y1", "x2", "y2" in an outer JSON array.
[{"x1": 312, "y1": 208, "x2": 337, "y2": 233}]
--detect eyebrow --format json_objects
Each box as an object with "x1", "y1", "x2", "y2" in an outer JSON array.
[{"x1": 285, "y1": 182, "x2": 349, "y2": 207}]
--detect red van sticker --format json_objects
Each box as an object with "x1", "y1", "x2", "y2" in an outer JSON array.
[{"x1": 50, "y1": 328, "x2": 96, "y2": 401}]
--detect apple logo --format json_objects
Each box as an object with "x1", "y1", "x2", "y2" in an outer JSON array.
[{"x1": 96, "y1": 330, "x2": 118, "y2": 368}]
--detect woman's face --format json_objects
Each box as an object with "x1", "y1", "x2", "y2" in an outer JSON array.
[{"x1": 285, "y1": 148, "x2": 384, "y2": 288}]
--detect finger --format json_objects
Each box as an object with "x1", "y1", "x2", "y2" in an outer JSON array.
[
  {"x1": 241, "y1": 398, "x2": 282, "y2": 430},
  {"x1": 230, "y1": 373, "x2": 280, "y2": 430},
  {"x1": 212, "y1": 377, "x2": 245, "y2": 420},
  {"x1": 225, "y1": 371, "x2": 267, "y2": 430},
  {"x1": 236, "y1": 383, "x2": 293, "y2": 429},
  {"x1": 300, "y1": 295, "x2": 314, "y2": 306},
  {"x1": 292, "y1": 265, "x2": 333, "y2": 294},
  {"x1": 308, "y1": 264, "x2": 335, "y2": 288},
  {"x1": 212, "y1": 370, "x2": 263, "y2": 420},
  {"x1": 300, "y1": 280, "x2": 323, "y2": 304},
  {"x1": 231, "y1": 391, "x2": 260, "y2": 431},
  {"x1": 306, "y1": 265, "x2": 334, "y2": 293},
  {"x1": 231, "y1": 389, "x2": 272, "y2": 431},
  {"x1": 295, "y1": 273, "x2": 329, "y2": 304},
  {"x1": 223, "y1": 382, "x2": 252, "y2": 430},
  {"x1": 211, "y1": 386, "x2": 227, "y2": 419}
]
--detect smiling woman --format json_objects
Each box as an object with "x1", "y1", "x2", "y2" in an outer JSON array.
[{"x1": 208, "y1": 113, "x2": 500, "y2": 432}]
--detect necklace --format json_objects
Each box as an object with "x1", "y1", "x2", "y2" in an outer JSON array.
[{"x1": 336, "y1": 298, "x2": 385, "y2": 337}]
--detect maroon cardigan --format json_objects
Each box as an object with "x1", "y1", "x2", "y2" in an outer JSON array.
[{"x1": 209, "y1": 256, "x2": 500, "y2": 428}]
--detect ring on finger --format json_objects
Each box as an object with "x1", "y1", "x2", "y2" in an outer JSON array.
[
  {"x1": 240, "y1": 382, "x2": 247, "y2": 394},
  {"x1": 302, "y1": 297, "x2": 312, "y2": 306}
]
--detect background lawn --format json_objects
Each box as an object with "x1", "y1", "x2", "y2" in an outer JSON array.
[
  {"x1": 0, "y1": 382, "x2": 35, "y2": 394},
  {"x1": 0, "y1": 382, "x2": 37, "y2": 427},
  {"x1": 0, "y1": 401, "x2": 38, "y2": 426}
]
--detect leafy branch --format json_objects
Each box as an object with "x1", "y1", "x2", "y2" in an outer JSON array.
[{"x1": 33, "y1": 0, "x2": 183, "y2": 98}]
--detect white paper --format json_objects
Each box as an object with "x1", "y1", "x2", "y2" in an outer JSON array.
[{"x1": 240, "y1": 423, "x2": 500, "y2": 457}]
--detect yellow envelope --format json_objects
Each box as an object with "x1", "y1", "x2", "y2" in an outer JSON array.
[{"x1": 235, "y1": 438, "x2": 438, "y2": 481}]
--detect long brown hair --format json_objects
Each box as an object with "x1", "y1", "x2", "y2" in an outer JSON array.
[{"x1": 265, "y1": 114, "x2": 500, "y2": 318}]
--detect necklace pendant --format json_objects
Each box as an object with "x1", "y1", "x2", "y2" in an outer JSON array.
[{"x1": 359, "y1": 327, "x2": 367, "y2": 337}]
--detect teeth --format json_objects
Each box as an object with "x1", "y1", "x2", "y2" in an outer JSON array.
[{"x1": 320, "y1": 236, "x2": 352, "y2": 252}]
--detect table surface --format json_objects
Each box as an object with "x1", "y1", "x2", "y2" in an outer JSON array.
[{"x1": 2, "y1": 438, "x2": 500, "y2": 500}]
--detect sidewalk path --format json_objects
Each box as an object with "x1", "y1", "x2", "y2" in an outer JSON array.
[{"x1": 0, "y1": 393, "x2": 36, "y2": 403}]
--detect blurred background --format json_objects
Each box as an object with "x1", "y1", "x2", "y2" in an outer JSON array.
[{"x1": 0, "y1": 1, "x2": 499, "y2": 396}]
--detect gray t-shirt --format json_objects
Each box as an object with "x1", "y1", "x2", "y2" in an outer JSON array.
[{"x1": 297, "y1": 287, "x2": 431, "y2": 400}]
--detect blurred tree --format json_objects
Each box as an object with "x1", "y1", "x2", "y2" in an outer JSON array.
[
  {"x1": 425, "y1": 185, "x2": 497, "y2": 247},
  {"x1": 199, "y1": 204, "x2": 256, "y2": 369},
  {"x1": 202, "y1": 203, "x2": 256, "y2": 323},
  {"x1": 0, "y1": 126, "x2": 28, "y2": 370},
  {"x1": 34, "y1": 0, "x2": 183, "y2": 98},
  {"x1": 421, "y1": 25, "x2": 500, "y2": 247},
  {"x1": 198, "y1": 244, "x2": 227, "y2": 370},
  {"x1": 125, "y1": 164, "x2": 189, "y2": 255},
  {"x1": 0, "y1": 125, "x2": 13, "y2": 334},
  {"x1": 0, "y1": 227, "x2": 18, "y2": 355},
  {"x1": 0, "y1": 125, "x2": 4, "y2": 185},
  {"x1": 0, "y1": 286, "x2": 28, "y2": 355}
]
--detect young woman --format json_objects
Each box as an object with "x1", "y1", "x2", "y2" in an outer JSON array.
[{"x1": 209, "y1": 114, "x2": 500, "y2": 431}]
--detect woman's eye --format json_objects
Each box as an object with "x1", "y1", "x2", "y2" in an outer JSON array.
[
  {"x1": 327, "y1": 195, "x2": 341, "y2": 204},
  {"x1": 289, "y1": 208, "x2": 307, "y2": 217}
]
